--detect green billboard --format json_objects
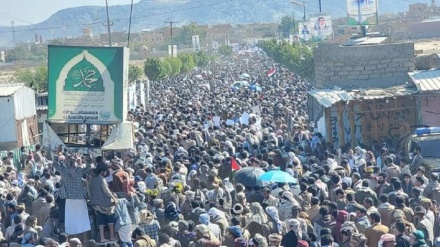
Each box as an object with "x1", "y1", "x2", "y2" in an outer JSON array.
[{"x1": 48, "y1": 45, "x2": 129, "y2": 124}]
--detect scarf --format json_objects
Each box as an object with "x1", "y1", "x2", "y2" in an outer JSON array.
[
  {"x1": 265, "y1": 206, "x2": 283, "y2": 234},
  {"x1": 246, "y1": 202, "x2": 268, "y2": 226}
]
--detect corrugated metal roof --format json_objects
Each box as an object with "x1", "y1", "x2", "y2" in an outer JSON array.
[
  {"x1": 409, "y1": 70, "x2": 440, "y2": 91},
  {"x1": 308, "y1": 89, "x2": 353, "y2": 108},
  {"x1": 0, "y1": 84, "x2": 24, "y2": 97}
]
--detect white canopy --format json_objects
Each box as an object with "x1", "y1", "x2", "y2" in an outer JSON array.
[{"x1": 102, "y1": 121, "x2": 135, "y2": 151}]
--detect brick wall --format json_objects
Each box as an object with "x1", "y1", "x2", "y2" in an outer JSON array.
[{"x1": 314, "y1": 42, "x2": 415, "y2": 88}]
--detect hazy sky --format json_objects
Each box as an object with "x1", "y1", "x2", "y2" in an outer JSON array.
[{"x1": 0, "y1": 0, "x2": 140, "y2": 26}]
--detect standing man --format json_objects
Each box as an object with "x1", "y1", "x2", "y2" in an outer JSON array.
[
  {"x1": 53, "y1": 155, "x2": 91, "y2": 236},
  {"x1": 364, "y1": 212, "x2": 389, "y2": 247},
  {"x1": 410, "y1": 146, "x2": 423, "y2": 173}
]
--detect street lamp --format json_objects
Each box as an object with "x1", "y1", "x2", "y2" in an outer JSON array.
[{"x1": 291, "y1": 1, "x2": 306, "y2": 21}]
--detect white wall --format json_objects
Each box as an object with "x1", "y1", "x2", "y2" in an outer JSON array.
[
  {"x1": 0, "y1": 97, "x2": 17, "y2": 143},
  {"x1": 13, "y1": 86, "x2": 36, "y2": 120}
]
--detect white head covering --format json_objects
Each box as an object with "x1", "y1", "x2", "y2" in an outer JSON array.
[{"x1": 265, "y1": 206, "x2": 283, "y2": 234}]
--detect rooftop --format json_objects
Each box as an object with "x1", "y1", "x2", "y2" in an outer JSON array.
[
  {"x1": 309, "y1": 84, "x2": 418, "y2": 108},
  {"x1": 409, "y1": 69, "x2": 440, "y2": 91},
  {"x1": 0, "y1": 84, "x2": 25, "y2": 97}
]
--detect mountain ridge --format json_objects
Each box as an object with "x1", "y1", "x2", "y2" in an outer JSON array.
[{"x1": 0, "y1": 0, "x2": 430, "y2": 46}]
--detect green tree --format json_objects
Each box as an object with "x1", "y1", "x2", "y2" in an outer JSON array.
[
  {"x1": 129, "y1": 64, "x2": 143, "y2": 82},
  {"x1": 218, "y1": 45, "x2": 233, "y2": 56},
  {"x1": 14, "y1": 65, "x2": 48, "y2": 92},
  {"x1": 164, "y1": 57, "x2": 182, "y2": 76},
  {"x1": 259, "y1": 39, "x2": 314, "y2": 80},
  {"x1": 159, "y1": 59, "x2": 172, "y2": 79},
  {"x1": 193, "y1": 51, "x2": 210, "y2": 67},
  {"x1": 174, "y1": 22, "x2": 207, "y2": 46},
  {"x1": 278, "y1": 15, "x2": 297, "y2": 38},
  {"x1": 178, "y1": 54, "x2": 196, "y2": 73},
  {"x1": 144, "y1": 58, "x2": 162, "y2": 82}
]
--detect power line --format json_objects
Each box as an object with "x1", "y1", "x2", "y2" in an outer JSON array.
[
  {"x1": 0, "y1": 0, "x2": 234, "y2": 34},
  {"x1": 0, "y1": 11, "x2": 34, "y2": 25}
]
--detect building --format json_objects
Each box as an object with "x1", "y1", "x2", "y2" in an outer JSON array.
[
  {"x1": 409, "y1": 69, "x2": 440, "y2": 127},
  {"x1": 0, "y1": 84, "x2": 38, "y2": 150},
  {"x1": 308, "y1": 85, "x2": 418, "y2": 148},
  {"x1": 36, "y1": 92, "x2": 48, "y2": 133}
]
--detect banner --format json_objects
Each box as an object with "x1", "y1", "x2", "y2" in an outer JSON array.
[
  {"x1": 128, "y1": 84, "x2": 136, "y2": 110},
  {"x1": 139, "y1": 82, "x2": 145, "y2": 108},
  {"x1": 296, "y1": 16, "x2": 333, "y2": 42},
  {"x1": 48, "y1": 45, "x2": 129, "y2": 124},
  {"x1": 347, "y1": 0, "x2": 378, "y2": 26}
]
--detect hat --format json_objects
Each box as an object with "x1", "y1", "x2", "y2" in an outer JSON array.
[
  {"x1": 199, "y1": 213, "x2": 210, "y2": 225},
  {"x1": 69, "y1": 238, "x2": 81, "y2": 246},
  {"x1": 195, "y1": 224, "x2": 211, "y2": 238},
  {"x1": 169, "y1": 221, "x2": 178, "y2": 230},
  {"x1": 153, "y1": 199, "x2": 163, "y2": 205},
  {"x1": 228, "y1": 226, "x2": 243, "y2": 238},
  {"x1": 253, "y1": 234, "x2": 268, "y2": 247},
  {"x1": 268, "y1": 233, "x2": 282, "y2": 242},
  {"x1": 43, "y1": 238, "x2": 58, "y2": 246},
  {"x1": 412, "y1": 230, "x2": 426, "y2": 244},
  {"x1": 380, "y1": 234, "x2": 395, "y2": 242},
  {"x1": 232, "y1": 203, "x2": 244, "y2": 215}
]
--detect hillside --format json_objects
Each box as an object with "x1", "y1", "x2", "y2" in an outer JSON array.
[{"x1": 0, "y1": 0, "x2": 430, "y2": 46}]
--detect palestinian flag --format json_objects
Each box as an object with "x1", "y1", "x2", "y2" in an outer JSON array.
[
  {"x1": 231, "y1": 157, "x2": 240, "y2": 171},
  {"x1": 267, "y1": 67, "x2": 276, "y2": 77}
]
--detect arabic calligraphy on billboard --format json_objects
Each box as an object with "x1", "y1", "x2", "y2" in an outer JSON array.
[
  {"x1": 48, "y1": 45, "x2": 129, "y2": 124},
  {"x1": 347, "y1": 0, "x2": 378, "y2": 26}
]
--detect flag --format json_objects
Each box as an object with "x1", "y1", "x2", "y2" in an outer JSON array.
[
  {"x1": 231, "y1": 157, "x2": 240, "y2": 171},
  {"x1": 267, "y1": 67, "x2": 276, "y2": 77}
]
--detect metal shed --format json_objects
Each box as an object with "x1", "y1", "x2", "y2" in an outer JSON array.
[{"x1": 0, "y1": 84, "x2": 38, "y2": 150}]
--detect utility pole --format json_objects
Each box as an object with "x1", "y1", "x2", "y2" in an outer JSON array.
[
  {"x1": 11, "y1": 21, "x2": 15, "y2": 45},
  {"x1": 164, "y1": 21, "x2": 178, "y2": 57},
  {"x1": 104, "y1": 0, "x2": 113, "y2": 46},
  {"x1": 291, "y1": 1, "x2": 306, "y2": 21},
  {"x1": 319, "y1": 0, "x2": 322, "y2": 12}
]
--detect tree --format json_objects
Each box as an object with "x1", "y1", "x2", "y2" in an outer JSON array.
[
  {"x1": 218, "y1": 45, "x2": 233, "y2": 56},
  {"x1": 259, "y1": 39, "x2": 315, "y2": 80},
  {"x1": 14, "y1": 65, "x2": 48, "y2": 92},
  {"x1": 129, "y1": 64, "x2": 143, "y2": 82},
  {"x1": 144, "y1": 58, "x2": 163, "y2": 82},
  {"x1": 174, "y1": 22, "x2": 207, "y2": 46},
  {"x1": 178, "y1": 54, "x2": 196, "y2": 73},
  {"x1": 193, "y1": 51, "x2": 210, "y2": 67},
  {"x1": 163, "y1": 57, "x2": 182, "y2": 76},
  {"x1": 278, "y1": 15, "x2": 297, "y2": 38}
]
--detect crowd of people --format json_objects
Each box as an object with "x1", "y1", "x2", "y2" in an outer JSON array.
[{"x1": 0, "y1": 50, "x2": 439, "y2": 247}]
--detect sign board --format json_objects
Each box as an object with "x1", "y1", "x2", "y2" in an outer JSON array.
[
  {"x1": 48, "y1": 45, "x2": 128, "y2": 124},
  {"x1": 192, "y1": 35, "x2": 200, "y2": 52},
  {"x1": 347, "y1": 0, "x2": 378, "y2": 26},
  {"x1": 297, "y1": 16, "x2": 333, "y2": 42},
  {"x1": 168, "y1": 45, "x2": 177, "y2": 57}
]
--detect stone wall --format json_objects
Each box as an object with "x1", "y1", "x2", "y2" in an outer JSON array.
[{"x1": 314, "y1": 42, "x2": 415, "y2": 88}]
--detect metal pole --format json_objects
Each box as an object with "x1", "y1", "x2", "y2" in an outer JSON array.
[
  {"x1": 303, "y1": 0, "x2": 306, "y2": 21},
  {"x1": 127, "y1": 0, "x2": 134, "y2": 48},
  {"x1": 319, "y1": 0, "x2": 322, "y2": 12},
  {"x1": 164, "y1": 21, "x2": 178, "y2": 57},
  {"x1": 105, "y1": 0, "x2": 112, "y2": 46}
]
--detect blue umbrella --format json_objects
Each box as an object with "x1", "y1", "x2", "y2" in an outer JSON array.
[{"x1": 259, "y1": 170, "x2": 297, "y2": 184}]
